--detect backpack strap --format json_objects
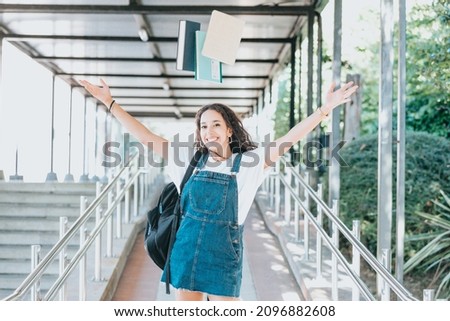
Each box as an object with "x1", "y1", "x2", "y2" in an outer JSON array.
[
  {"x1": 180, "y1": 149, "x2": 203, "y2": 191},
  {"x1": 165, "y1": 149, "x2": 202, "y2": 294}
]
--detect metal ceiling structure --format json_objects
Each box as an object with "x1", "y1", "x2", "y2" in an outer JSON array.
[{"x1": 0, "y1": 0, "x2": 326, "y2": 119}]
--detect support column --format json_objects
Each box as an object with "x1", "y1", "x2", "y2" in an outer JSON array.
[
  {"x1": 100, "y1": 112, "x2": 110, "y2": 184},
  {"x1": 329, "y1": 0, "x2": 342, "y2": 205},
  {"x1": 64, "y1": 87, "x2": 74, "y2": 182},
  {"x1": 79, "y1": 97, "x2": 89, "y2": 182},
  {"x1": 297, "y1": 34, "x2": 302, "y2": 123},
  {"x1": 343, "y1": 73, "x2": 362, "y2": 141},
  {"x1": 316, "y1": 12, "x2": 324, "y2": 174},
  {"x1": 377, "y1": 0, "x2": 394, "y2": 296},
  {"x1": 396, "y1": 0, "x2": 406, "y2": 284},
  {"x1": 46, "y1": 75, "x2": 58, "y2": 182},
  {"x1": 90, "y1": 104, "x2": 100, "y2": 182},
  {"x1": 306, "y1": 9, "x2": 315, "y2": 177},
  {"x1": 306, "y1": 9, "x2": 314, "y2": 117},
  {"x1": 0, "y1": 35, "x2": 4, "y2": 181},
  {"x1": 289, "y1": 37, "x2": 297, "y2": 163}
]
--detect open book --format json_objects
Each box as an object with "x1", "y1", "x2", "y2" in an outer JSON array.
[{"x1": 202, "y1": 10, "x2": 245, "y2": 65}]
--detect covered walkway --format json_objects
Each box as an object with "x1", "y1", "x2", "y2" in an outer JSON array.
[{"x1": 0, "y1": 0, "x2": 440, "y2": 304}]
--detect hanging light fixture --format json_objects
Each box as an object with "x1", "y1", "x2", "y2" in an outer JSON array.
[{"x1": 138, "y1": 28, "x2": 149, "y2": 42}]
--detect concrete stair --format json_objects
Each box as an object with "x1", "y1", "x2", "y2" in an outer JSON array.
[{"x1": 0, "y1": 182, "x2": 97, "y2": 299}]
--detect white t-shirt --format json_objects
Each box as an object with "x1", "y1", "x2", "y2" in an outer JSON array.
[{"x1": 166, "y1": 145, "x2": 270, "y2": 225}]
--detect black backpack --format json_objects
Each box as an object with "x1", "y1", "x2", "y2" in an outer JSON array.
[{"x1": 144, "y1": 150, "x2": 201, "y2": 294}]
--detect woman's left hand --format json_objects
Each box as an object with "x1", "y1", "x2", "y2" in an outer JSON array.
[{"x1": 323, "y1": 81, "x2": 359, "y2": 114}]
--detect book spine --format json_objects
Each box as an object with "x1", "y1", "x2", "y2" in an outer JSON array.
[{"x1": 176, "y1": 21, "x2": 186, "y2": 70}]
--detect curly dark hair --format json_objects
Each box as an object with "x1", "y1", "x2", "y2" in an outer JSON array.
[{"x1": 194, "y1": 103, "x2": 258, "y2": 154}]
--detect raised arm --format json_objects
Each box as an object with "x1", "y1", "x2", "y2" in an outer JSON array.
[
  {"x1": 79, "y1": 79, "x2": 169, "y2": 159},
  {"x1": 265, "y1": 81, "x2": 358, "y2": 168}
]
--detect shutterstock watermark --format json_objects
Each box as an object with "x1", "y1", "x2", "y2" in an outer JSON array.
[{"x1": 101, "y1": 133, "x2": 349, "y2": 169}]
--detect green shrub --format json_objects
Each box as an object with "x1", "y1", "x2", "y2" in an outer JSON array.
[{"x1": 337, "y1": 131, "x2": 450, "y2": 261}]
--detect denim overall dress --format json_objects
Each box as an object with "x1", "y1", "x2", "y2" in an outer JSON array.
[{"x1": 162, "y1": 152, "x2": 244, "y2": 297}]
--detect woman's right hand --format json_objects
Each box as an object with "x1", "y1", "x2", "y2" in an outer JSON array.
[{"x1": 78, "y1": 79, "x2": 113, "y2": 107}]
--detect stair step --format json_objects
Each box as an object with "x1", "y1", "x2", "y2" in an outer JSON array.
[
  {"x1": 0, "y1": 231, "x2": 86, "y2": 246},
  {"x1": 0, "y1": 182, "x2": 97, "y2": 205},
  {"x1": 0, "y1": 203, "x2": 108, "y2": 218},
  {"x1": 0, "y1": 217, "x2": 96, "y2": 232},
  {"x1": 0, "y1": 244, "x2": 79, "y2": 260},
  {"x1": 0, "y1": 259, "x2": 61, "y2": 274},
  {"x1": 0, "y1": 182, "x2": 97, "y2": 194},
  {"x1": 0, "y1": 274, "x2": 57, "y2": 291},
  {"x1": 0, "y1": 193, "x2": 95, "y2": 205}
]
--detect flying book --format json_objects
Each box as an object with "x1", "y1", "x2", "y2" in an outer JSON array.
[
  {"x1": 195, "y1": 30, "x2": 223, "y2": 83},
  {"x1": 176, "y1": 20, "x2": 201, "y2": 72},
  {"x1": 202, "y1": 10, "x2": 245, "y2": 65}
]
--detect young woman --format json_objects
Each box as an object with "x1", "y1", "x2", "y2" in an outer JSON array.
[{"x1": 79, "y1": 79, "x2": 358, "y2": 301}]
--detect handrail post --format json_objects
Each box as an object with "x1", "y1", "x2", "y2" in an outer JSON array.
[
  {"x1": 423, "y1": 289, "x2": 435, "y2": 301},
  {"x1": 30, "y1": 245, "x2": 41, "y2": 301},
  {"x1": 146, "y1": 168, "x2": 150, "y2": 199},
  {"x1": 143, "y1": 154, "x2": 148, "y2": 199},
  {"x1": 294, "y1": 172, "x2": 300, "y2": 241},
  {"x1": 352, "y1": 220, "x2": 361, "y2": 301},
  {"x1": 262, "y1": 166, "x2": 269, "y2": 192},
  {"x1": 139, "y1": 171, "x2": 144, "y2": 207},
  {"x1": 124, "y1": 167, "x2": 131, "y2": 224},
  {"x1": 284, "y1": 166, "x2": 291, "y2": 225},
  {"x1": 381, "y1": 249, "x2": 391, "y2": 300},
  {"x1": 275, "y1": 161, "x2": 281, "y2": 218},
  {"x1": 116, "y1": 178, "x2": 122, "y2": 239},
  {"x1": 94, "y1": 182, "x2": 102, "y2": 281},
  {"x1": 58, "y1": 216, "x2": 68, "y2": 301},
  {"x1": 331, "y1": 199, "x2": 339, "y2": 300},
  {"x1": 269, "y1": 170, "x2": 274, "y2": 208},
  {"x1": 106, "y1": 188, "x2": 114, "y2": 257},
  {"x1": 133, "y1": 170, "x2": 138, "y2": 217},
  {"x1": 79, "y1": 196, "x2": 87, "y2": 301},
  {"x1": 316, "y1": 184, "x2": 323, "y2": 278},
  {"x1": 303, "y1": 172, "x2": 310, "y2": 260}
]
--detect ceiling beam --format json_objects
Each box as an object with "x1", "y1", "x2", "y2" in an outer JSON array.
[
  {"x1": 84, "y1": 85, "x2": 263, "y2": 91},
  {"x1": 121, "y1": 103, "x2": 253, "y2": 108},
  {"x1": 56, "y1": 72, "x2": 269, "y2": 79},
  {"x1": 0, "y1": 4, "x2": 313, "y2": 15},
  {"x1": 34, "y1": 56, "x2": 279, "y2": 64},
  {"x1": 3, "y1": 34, "x2": 292, "y2": 44},
  {"x1": 129, "y1": 111, "x2": 197, "y2": 118},
  {"x1": 129, "y1": 111, "x2": 249, "y2": 119},
  {"x1": 114, "y1": 96, "x2": 257, "y2": 100}
]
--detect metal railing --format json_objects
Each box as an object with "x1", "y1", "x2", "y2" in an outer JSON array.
[
  {"x1": 3, "y1": 153, "x2": 159, "y2": 301},
  {"x1": 262, "y1": 157, "x2": 422, "y2": 301}
]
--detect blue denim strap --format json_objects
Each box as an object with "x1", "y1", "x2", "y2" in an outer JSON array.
[
  {"x1": 196, "y1": 152, "x2": 242, "y2": 174},
  {"x1": 230, "y1": 153, "x2": 242, "y2": 175},
  {"x1": 196, "y1": 152, "x2": 209, "y2": 170}
]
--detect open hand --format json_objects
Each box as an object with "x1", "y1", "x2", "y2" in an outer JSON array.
[
  {"x1": 323, "y1": 81, "x2": 359, "y2": 114},
  {"x1": 78, "y1": 79, "x2": 113, "y2": 107}
]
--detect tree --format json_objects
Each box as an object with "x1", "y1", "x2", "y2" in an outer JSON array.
[{"x1": 405, "y1": 0, "x2": 450, "y2": 138}]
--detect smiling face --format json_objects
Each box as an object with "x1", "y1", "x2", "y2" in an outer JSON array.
[{"x1": 200, "y1": 109, "x2": 232, "y2": 157}]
